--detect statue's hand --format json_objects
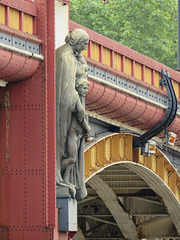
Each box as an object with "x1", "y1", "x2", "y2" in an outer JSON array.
[{"x1": 83, "y1": 124, "x2": 91, "y2": 136}]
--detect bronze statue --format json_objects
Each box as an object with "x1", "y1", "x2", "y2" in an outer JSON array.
[{"x1": 56, "y1": 29, "x2": 90, "y2": 201}]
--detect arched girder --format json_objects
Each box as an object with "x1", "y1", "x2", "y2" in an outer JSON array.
[
  {"x1": 88, "y1": 175, "x2": 140, "y2": 240},
  {"x1": 124, "y1": 162, "x2": 180, "y2": 236},
  {"x1": 85, "y1": 133, "x2": 180, "y2": 202},
  {"x1": 73, "y1": 229, "x2": 86, "y2": 240},
  {"x1": 84, "y1": 133, "x2": 180, "y2": 238}
]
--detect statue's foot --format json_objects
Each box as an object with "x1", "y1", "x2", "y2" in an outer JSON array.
[
  {"x1": 68, "y1": 185, "x2": 76, "y2": 199},
  {"x1": 57, "y1": 180, "x2": 76, "y2": 199},
  {"x1": 63, "y1": 181, "x2": 76, "y2": 199}
]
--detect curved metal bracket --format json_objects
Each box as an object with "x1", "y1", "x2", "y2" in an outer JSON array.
[{"x1": 133, "y1": 69, "x2": 177, "y2": 153}]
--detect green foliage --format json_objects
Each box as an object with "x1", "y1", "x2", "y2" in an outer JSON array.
[{"x1": 70, "y1": 0, "x2": 178, "y2": 69}]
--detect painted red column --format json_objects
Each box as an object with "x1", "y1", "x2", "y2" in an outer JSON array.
[{"x1": 0, "y1": 0, "x2": 56, "y2": 239}]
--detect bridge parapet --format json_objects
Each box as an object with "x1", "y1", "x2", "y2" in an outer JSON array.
[
  {"x1": 70, "y1": 21, "x2": 180, "y2": 100},
  {"x1": 0, "y1": 0, "x2": 43, "y2": 83},
  {"x1": 0, "y1": 0, "x2": 37, "y2": 34},
  {"x1": 70, "y1": 21, "x2": 180, "y2": 147}
]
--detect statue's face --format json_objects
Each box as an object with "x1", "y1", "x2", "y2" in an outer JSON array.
[
  {"x1": 78, "y1": 84, "x2": 89, "y2": 97},
  {"x1": 75, "y1": 40, "x2": 89, "y2": 53}
]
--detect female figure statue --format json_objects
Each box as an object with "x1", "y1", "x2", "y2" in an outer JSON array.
[{"x1": 56, "y1": 29, "x2": 90, "y2": 201}]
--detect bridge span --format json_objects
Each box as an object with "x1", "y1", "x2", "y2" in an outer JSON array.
[
  {"x1": 0, "y1": 1, "x2": 179, "y2": 239},
  {"x1": 70, "y1": 21, "x2": 180, "y2": 240}
]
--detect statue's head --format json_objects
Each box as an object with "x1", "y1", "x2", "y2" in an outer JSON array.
[
  {"x1": 65, "y1": 29, "x2": 89, "y2": 53},
  {"x1": 76, "y1": 77, "x2": 90, "y2": 97}
]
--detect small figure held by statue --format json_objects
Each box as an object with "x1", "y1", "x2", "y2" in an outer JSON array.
[{"x1": 56, "y1": 28, "x2": 90, "y2": 201}]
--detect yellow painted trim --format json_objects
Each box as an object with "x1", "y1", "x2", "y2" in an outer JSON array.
[
  {"x1": 91, "y1": 42, "x2": 99, "y2": 61},
  {"x1": 9, "y1": 8, "x2": 19, "y2": 30},
  {"x1": 82, "y1": 45, "x2": 88, "y2": 57},
  {"x1": 154, "y1": 71, "x2": 162, "y2": 89},
  {"x1": 144, "y1": 66, "x2": 152, "y2": 85},
  {"x1": 114, "y1": 52, "x2": 121, "y2": 71},
  {"x1": 0, "y1": 4, "x2": 5, "y2": 25},
  {"x1": 103, "y1": 47, "x2": 111, "y2": 66},
  {"x1": 172, "y1": 80, "x2": 179, "y2": 99},
  {"x1": 124, "y1": 57, "x2": 131, "y2": 76},
  {"x1": 24, "y1": 13, "x2": 33, "y2": 34},
  {"x1": 85, "y1": 133, "x2": 180, "y2": 202},
  {"x1": 134, "y1": 62, "x2": 142, "y2": 80}
]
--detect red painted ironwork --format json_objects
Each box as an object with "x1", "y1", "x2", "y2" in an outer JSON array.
[
  {"x1": 141, "y1": 65, "x2": 145, "y2": 81},
  {"x1": 5, "y1": 6, "x2": 9, "y2": 26},
  {"x1": 86, "y1": 56, "x2": 167, "y2": 99},
  {"x1": 0, "y1": 0, "x2": 56, "y2": 239},
  {"x1": 85, "y1": 79, "x2": 180, "y2": 141},
  {"x1": 121, "y1": 55, "x2": 125, "y2": 73},
  {"x1": 0, "y1": 0, "x2": 37, "y2": 16},
  {"x1": 131, "y1": 60, "x2": 135, "y2": 77},
  {"x1": 0, "y1": 24, "x2": 42, "y2": 44},
  {"x1": 99, "y1": 45, "x2": 103, "y2": 63},
  {"x1": 0, "y1": 6, "x2": 42, "y2": 83},
  {"x1": 0, "y1": 49, "x2": 40, "y2": 82},
  {"x1": 110, "y1": 50, "x2": 114, "y2": 68},
  {"x1": 19, "y1": 11, "x2": 24, "y2": 31},
  {"x1": 46, "y1": 0, "x2": 56, "y2": 228},
  {"x1": 151, "y1": 69, "x2": 155, "y2": 86},
  {"x1": 88, "y1": 40, "x2": 92, "y2": 59}
]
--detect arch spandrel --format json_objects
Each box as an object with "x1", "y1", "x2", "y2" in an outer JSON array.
[
  {"x1": 84, "y1": 133, "x2": 180, "y2": 202},
  {"x1": 85, "y1": 133, "x2": 134, "y2": 179},
  {"x1": 83, "y1": 133, "x2": 180, "y2": 239}
]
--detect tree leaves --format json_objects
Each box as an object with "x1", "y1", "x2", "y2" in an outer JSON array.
[{"x1": 70, "y1": 0, "x2": 178, "y2": 69}]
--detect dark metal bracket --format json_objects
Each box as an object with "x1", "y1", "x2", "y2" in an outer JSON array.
[{"x1": 133, "y1": 69, "x2": 177, "y2": 154}]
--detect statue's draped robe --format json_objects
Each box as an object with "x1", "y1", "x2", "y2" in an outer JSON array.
[{"x1": 56, "y1": 44, "x2": 87, "y2": 201}]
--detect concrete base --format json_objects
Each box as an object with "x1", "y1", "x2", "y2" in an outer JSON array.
[
  {"x1": 57, "y1": 185, "x2": 69, "y2": 196},
  {"x1": 57, "y1": 184, "x2": 76, "y2": 199}
]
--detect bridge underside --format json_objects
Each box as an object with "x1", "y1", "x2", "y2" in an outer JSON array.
[
  {"x1": 77, "y1": 167, "x2": 178, "y2": 240},
  {"x1": 73, "y1": 133, "x2": 180, "y2": 240}
]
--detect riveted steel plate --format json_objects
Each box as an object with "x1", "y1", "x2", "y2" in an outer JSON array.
[
  {"x1": 107, "y1": 72, "x2": 117, "y2": 84},
  {"x1": 117, "y1": 77, "x2": 127, "y2": 88},
  {"x1": 0, "y1": 32, "x2": 12, "y2": 45},
  {"x1": 95, "y1": 67, "x2": 106, "y2": 80}
]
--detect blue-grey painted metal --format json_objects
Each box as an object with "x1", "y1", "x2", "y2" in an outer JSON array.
[
  {"x1": 57, "y1": 195, "x2": 77, "y2": 232},
  {"x1": 148, "y1": 90, "x2": 157, "y2": 102},
  {"x1": 160, "y1": 148, "x2": 180, "y2": 170},
  {"x1": 87, "y1": 65, "x2": 177, "y2": 113},
  {"x1": 89, "y1": 117, "x2": 120, "y2": 138},
  {"x1": 137, "y1": 86, "x2": 147, "y2": 98},
  {"x1": 0, "y1": 32, "x2": 11, "y2": 45},
  {"x1": 0, "y1": 32, "x2": 41, "y2": 54},
  {"x1": 178, "y1": 104, "x2": 180, "y2": 112},
  {"x1": 127, "y1": 81, "x2": 137, "y2": 93},
  {"x1": 88, "y1": 65, "x2": 94, "y2": 75},
  {"x1": 157, "y1": 95, "x2": 167, "y2": 105},
  {"x1": 26, "y1": 41, "x2": 40, "y2": 54},
  {"x1": 117, "y1": 77, "x2": 127, "y2": 88},
  {"x1": 106, "y1": 72, "x2": 117, "y2": 84},
  {"x1": 95, "y1": 67, "x2": 106, "y2": 80},
  {"x1": 13, "y1": 37, "x2": 26, "y2": 50},
  {"x1": 133, "y1": 69, "x2": 177, "y2": 154}
]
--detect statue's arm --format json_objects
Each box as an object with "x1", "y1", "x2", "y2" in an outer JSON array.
[{"x1": 74, "y1": 98, "x2": 90, "y2": 135}]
